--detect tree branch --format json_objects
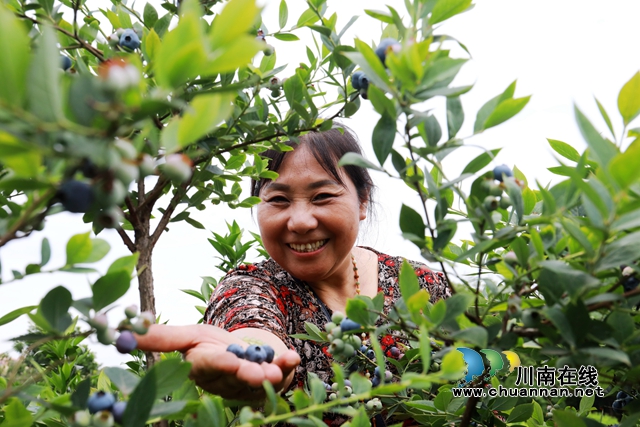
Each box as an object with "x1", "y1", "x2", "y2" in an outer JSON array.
[
  {"x1": 116, "y1": 226, "x2": 136, "y2": 253},
  {"x1": 149, "y1": 179, "x2": 192, "y2": 248},
  {"x1": 16, "y1": 13, "x2": 105, "y2": 61},
  {"x1": 0, "y1": 189, "x2": 56, "y2": 248}
]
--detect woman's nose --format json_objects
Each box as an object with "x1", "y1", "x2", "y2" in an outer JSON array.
[{"x1": 287, "y1": 203, "x2": 318, "y2": 234}]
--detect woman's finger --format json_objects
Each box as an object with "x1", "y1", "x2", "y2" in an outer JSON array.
[{"x1": 134, "y1": 324, "x2": 239, "y2": 352}]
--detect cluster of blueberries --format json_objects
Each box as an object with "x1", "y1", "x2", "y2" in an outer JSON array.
[
  {"x1": 324, "y1": 380, "x2": 382, "y2": 411},
  {"x1": 226, "y1": 343, "x2": 275, "y2": 363},
  {"x1": 612, "y1": 391, "x2": 635, "y2": 413},
  {"x1": 71, "y1": 392, "x2": 126, "y2": 427},
  {"x1": 621, "y1": 265, "x2": 640, "y2": 292},
  {"x1": 90, "y1": 305, "x2": 153, "y2": 354},
  {"x1": 325, "y1": 313, "x2": 365, "y2": 362},
  {"x1": 482, "y1": 164, "x2": 514, "y2": 212},
  {"x1": 350, "y1": 38, "x2": 401, "y2": 99}
]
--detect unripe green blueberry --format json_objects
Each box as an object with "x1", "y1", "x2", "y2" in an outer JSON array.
[
  {"x1": 622, "y1": 266, "x2": 635, "y2": 277},
  {"x1": 268, "y1": 77, "x2": 281, "y2": 91},
  {"x1": 348, "y1": 334, "x2": 362, "y2": 348},
  {"x1": 97, "y1": 327, "x2": 116, "y2": 345},
  {"x1": 330, "y1": 327, "x2": 342, "y2": 339},
  {"x1": 270, "y1": 89, "x2": 281, "y2": 98},
  {"x1": 331, "y1": 311, "x2": 345, "y2": 324},
  {"x1": 263, "y1": 44, "x2": 274, "y2": 56},
  {"x1": 488, "y1": 183, "x2": 503, "y2": 197},
  {"x1": 92, "y1": 410, "x2": 114, "y2": 427},
  {"x1": 343, "y1": 385, "x2": 352, "y2": 395},
  {"x1": 90, "y1": 313, "x2": 109, "y2": 333},
  {"x1": 331, "y1": 382, "x2": 339, "y2": 391},
  {"x1": 138, "y1": 154, "x2": 156, "y2": 177},
  {"x1": 113, "y1": 162, "x2": 139, "y2": 186},
  {"x1": 71, "y1": 410, "x2": 91, "y2": 427},
  {"x1": 483, "y1": 196, "x2": 499, "y2": 211},
  {"x1": 522, "y1": 309, "x2": 541, "y2": 328},
  {"x1": 343, "y1": 343, "x2": 355, "y2": 357},
  {"x1": 114, "y1": 139, "x2": 137, "y2": 160},
  {"x1": 499, "y1": 195, "x2": 512, "y2": 209},
  {"x1": 324, "y1": 322, "x2": 337, "y2": 333},
  {"x1": 108, "y1": 33, "x2": 120, "y2": 47},
  {"x1": 328, "y1": 393, "x2": 337, "y2": 401},
  {"x1": 161, "y1": 154, "x2": 192, "y2": 183},
  {"x1": 503, "y1": 251, "x2": 518, "y2": 265},
  {"x1": 372, "y1": 400, "x2": 382, "y2": 410},
  {"x1": 330, "y1": 339, "x2": 344, "y2": 353},
  {"x1": 124, "y1": 305, "x2": 138, "y2": 319},
  {"x1": 132, "y1": 311, "x2": 154, "y2": 334}
]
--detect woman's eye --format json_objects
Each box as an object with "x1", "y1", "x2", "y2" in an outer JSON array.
[
  {"x1": 267, "y1": 196, "x2": 288, "y2": 203},
  {"x1": 314, "y1": 193, "x2": 334, "y2": 201}
]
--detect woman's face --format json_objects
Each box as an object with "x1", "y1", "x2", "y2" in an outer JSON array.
[{"x1": 256, "y1": 144, "x2": 367, "y2": 283}]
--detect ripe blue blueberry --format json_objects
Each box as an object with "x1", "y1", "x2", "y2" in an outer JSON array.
[
  {"x1": 371, "y1": 376, "x2": 380, "y2": 387},
  {"x1": 623, "y1": 276, "x2": 640, "y2": 292},
  {"x1": 111, "y1": 401, "x2": 127, "y2": 424},
  {"x1": 119, "y1": 29, "x2": 140, "y2": 50},
  {"x1": 245, "y1": 344, "x2": 268, "y2": 363},
  {"x1": 366, "y1": 349, "x2": 375, "y2": 359},
  {"x1": 59, "y1": 180, "x2": 94, "y2": 213},
  {"x1": 339, "y1": 318, "x2": 362, "y2": 332},
  {"x1": 115, "y1": 331, "x2": 137, "y2": 354},
  {"x1": 61, "y1": 55, "x2": 72, "y2": 71},
  {"x1": 373, "y1": 366, "x2": 381, "y2": 378},
  {"x1": 263, "y1": 345, "x2": 275, "y2": 363},
  {"x1": 492, "y1": 164, "x2": 513, "y2": 182},
  {"x1": 359, "y1": 345, "x2": 368, "y2": 353},
  {"x1": 374, "y1": 38, "x2": 400, "y2": 65},
  {"x1": 351, "y1": 71, "x2": 365, "y2": 90},
  {"x1": 612, "y1": 399, "x2": 624, "y2": 411},
  {"x1": 226, "y1": 343, "x2": 245, "y2": 359},
  {"x1": 617, "y1": 391, "x2": 629, "y2": 400},
  {"x1": 389, "y1": 346, "x2": 400, "y2": 357},
  {"x1": 87, "y1": 391, "x2": 116, "y2": 414}
]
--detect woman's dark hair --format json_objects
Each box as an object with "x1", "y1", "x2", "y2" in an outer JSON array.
[{"x1": 250, "y1": 126, "x2": 375, "y2": 211}]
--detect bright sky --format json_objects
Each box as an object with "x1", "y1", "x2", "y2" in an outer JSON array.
[{"x1": 2, "y1": 0, "x2": 639, "y2": 365}]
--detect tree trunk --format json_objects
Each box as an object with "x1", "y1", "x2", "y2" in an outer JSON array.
[{"x1": 135, "y1": 214, "x2": 158, "y2": 367}]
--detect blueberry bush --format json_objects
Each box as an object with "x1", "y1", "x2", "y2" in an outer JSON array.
[{"x1": 1, "y1": 0, "x2": 640, "y2": 425}]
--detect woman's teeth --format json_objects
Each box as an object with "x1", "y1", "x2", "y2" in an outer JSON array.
[{"x1": 289, "y1": 240, "x2": 328, "y2": 252}]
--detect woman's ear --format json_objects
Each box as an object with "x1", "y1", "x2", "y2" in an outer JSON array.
[{"x1": 359, "y1": 198, "x2": 368, "y2": 221}]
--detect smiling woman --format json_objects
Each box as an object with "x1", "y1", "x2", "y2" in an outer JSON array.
[{"x1": 136, "y1": 126, "x2": 451, "y2": 425}]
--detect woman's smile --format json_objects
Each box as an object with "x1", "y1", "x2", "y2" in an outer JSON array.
[{"x1": 287, "y1": 239, "x2": 329, "y2": 253}]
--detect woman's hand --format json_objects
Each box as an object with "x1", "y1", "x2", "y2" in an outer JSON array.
[{"x1": 135, "y1": 324, "x2": 301, "y2": 400}]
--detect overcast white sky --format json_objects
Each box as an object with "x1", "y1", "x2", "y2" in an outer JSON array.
[{"x1": 2, "y1": 0, "x2": 639, "y2": 365}]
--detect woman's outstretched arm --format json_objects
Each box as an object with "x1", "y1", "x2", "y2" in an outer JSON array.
[{"x1": 135, "y1": 324, "x2": 300, "y2": 400}]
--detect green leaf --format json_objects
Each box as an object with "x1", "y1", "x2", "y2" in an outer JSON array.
[
  {"x1": 543, "y1": 307, "x2": 575, "y2": 347},
  {"x1": 27, "y1": 25, "x2": 62, "y2": 122},
  {"x1": 66, "y1": 232, "x2": 93, "y2": 266},
  {"x1": 197, "y1": 396, "x2": 226, "y2": 427},
  {"x1": 2, "y1": 398, "x2": 32, "y2": 427},
  {"x1": 452, "y1": 327, "x2": 487, "y2": 348},
  {"x1": 483, "y1": 96, "x2": 530, "y2": 130},
  {"x1": 595, "y1": 97, "x2": 615, "y2": 139},
  {"x1": 0, "y1": 4, "x2": 31, "y2": 107},
  {"x1": 548, "y1": 139, "x2": 580, "y2": 162},
  {"x1": 104, "y1": 367, "x2": 140, "y2": 396},
  {"x1": 143, "y1": 3, "x2": 158, "y2": 28},
  {"x1": 367, "y1": 85, "x2": 395, "y2": 117},
  {"x1": 209, "y1": 0, "x2": 259, "y2": 47},
  {"x1": 429, "y1": 0, "x2": 472, "y2": 24},
  {"x1": 578, "y1": 394, "x2": 595, "y2": 417},
  {"x1": 507, "y1": 403, "x2": 534, "y2": 423},
  {"x1": 338, "y1": 152, "x2": 386, "y2": 173},
  {"x1": 162, "y1": 93, "x2": 234, "y2": 153},
  {"x1": 399, "y1": 259, "x2": 420, "y2": 300},
  {"x1": 364, "y1": 9, "x2": 394, "y2": 23},
  {"x1": 92, "y1": 270, "x2": 132, "y2": 311},
  {"x1": 154, "y1": 358, "x2": 191, "y2": 398},
  {"x1": 574, "y1": 105, "x2": 618, "y2": 167},
  {"x1": 296, "y1": 8, "x2": 319, "y2": 27},
  {"x1": 40, "y1": 237, "x2": 51, "y2": 266},
  {"x1": 442, "y1": 293, "x2": 474, "y2": 326},
  {"x1": 553, "y1": 409, "x2": 586, "y2": 427},
  {"x1": 440, "y1": 349, "x2": 466, "y2": 380},
  {"x1": 84, "y1": 238, "x2": 110, "y2": 263},
  {"x1": 108, "y1": 254, "x2": 139, "y2": 275},
  {"x1": 372, "y1": 113, "x2": 396, "y2": 165},
  {"x1": 618, "y1": 71, "x2": 640, "y2": 124},
  {"x1": 610, "y1": 137, "x2": 640, "y2": 188},
  {"x1": 0, "y1": 305, "x2": 37, "y2": 327},
  {"x1": 123, "y1": 369, "x2": 157, "y2": 427},
  {"x1": 155, "y1": 0, "x2": 207, "y2": 88},
  {"x1": 538, "y1": 261, "x2": 599, "y2": 303},
  {"x1": 278, "y1": 0, "x2": 288, "y2": 29},
  {"x1": 399, "y1": 204, "x2": 425, "y2": 243},
  {"x1": 446, "y1": 96, "x2": 464, "y2": 138},
  {"x1": 71, "y1": 378, "x2": 91, "y2": 409},
  {"x1": 40, "y1": 286, "x2": 73, "y2": 333},
  {"x1": 343, "y1": 39, "x2": 391, "y2": 91},
  {"x1": 596, "y1": 231, "x2": 640, "y2": 272},
  {"x1": 274, "y1": 32, "x2": 299, "y2": 41},
  {"x1": 418, "y1": 328, "x2": 432, "y2": 374},
  {"x1": 461, "y1": 149, "x2": 501, "y2": 174}
]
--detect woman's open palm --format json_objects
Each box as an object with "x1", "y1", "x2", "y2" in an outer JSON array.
[{"x1": 135, "y1": 324, "x2": 301, "y2": 400}]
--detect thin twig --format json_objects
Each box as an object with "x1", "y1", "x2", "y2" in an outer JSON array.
[
  {"x1": 0, "y1": 189, "x2": 55, "y2": 247},
  {"x1": 116, "y1": 226, "x2": 136, "y2": 252}
]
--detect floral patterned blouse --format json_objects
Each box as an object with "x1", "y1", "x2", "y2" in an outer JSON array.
[{"x1": 203, "y1": 247, "x2": 450, "y2": 423}]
